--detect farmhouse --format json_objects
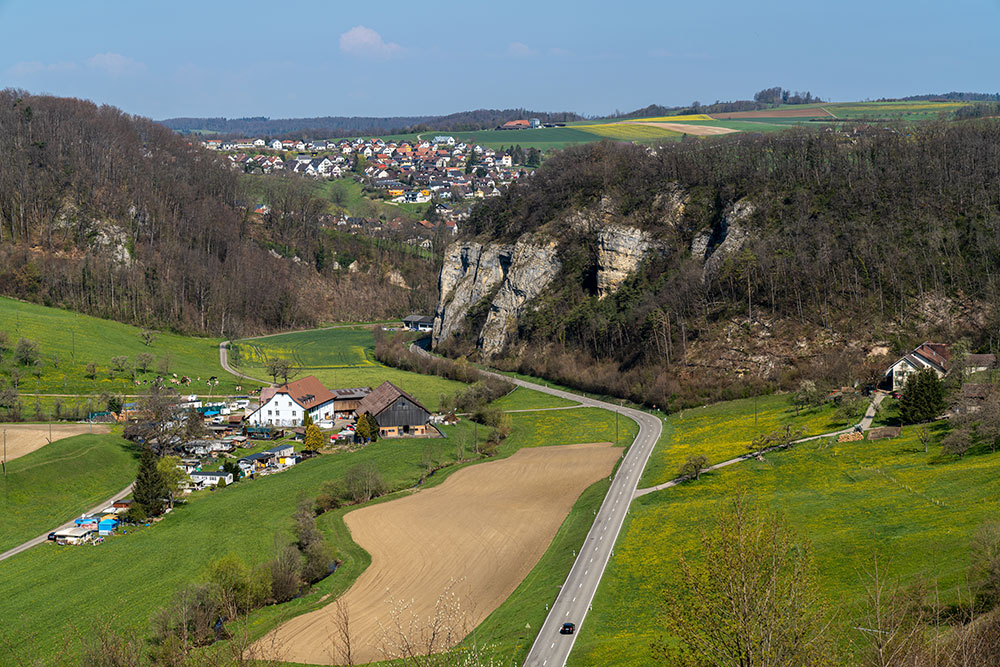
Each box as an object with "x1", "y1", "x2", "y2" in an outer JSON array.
[
  {"x1": 354, "y1": 381, "x2": 434, "y2": 438},
  {"x1": 247, "y1": 375, "x2": 336, "y2": 427},
  {"x1": 402, "y1": 314, "x2": 435, "y2": 332},
  {"x1": 885, "y1": 342, "x2": 950, "y2": 391}
]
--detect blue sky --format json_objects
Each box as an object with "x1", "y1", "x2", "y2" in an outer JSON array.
[{"x1": 1, "y1": 0, "x2": 998, "y2": 119}]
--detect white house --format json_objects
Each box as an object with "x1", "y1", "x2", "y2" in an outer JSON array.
[
  {"x1": 189, "y1": 471, "x2": 234, "y2": 487},
  {"x1": 253, "y1": 138, "x2": 266, "y2": 147},
  {"x1": 271, "y1": 139, "x2": 284, "y2": 150},
  {"x1": 246, "y1": 375, "x2": 337, "y2": 427},
  {"x1": 886, "y1": 342, "x2": 950, "y2": 391}
]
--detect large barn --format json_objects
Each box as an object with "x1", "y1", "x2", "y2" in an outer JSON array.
[{"x1": 354, "y1": 381, "x2": 434, "y2": 437}]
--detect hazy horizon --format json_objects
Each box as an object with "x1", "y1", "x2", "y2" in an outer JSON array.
[{"x1": 2, "y1": 0, "x2": 998, "y2": 120}]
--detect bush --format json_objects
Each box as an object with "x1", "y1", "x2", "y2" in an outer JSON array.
[
  {"x1": 345, "y1": 462, "x2": 386, "y2": 503},
  {"x1": 151, "y1": 583, "x2": 222, "y2": 650},
  {"x1": 269, "y1": 545, "x2": 303, "y2": 604},
  {"x1": 206, "y1": 553, "x2": 271, "y2": 616}
]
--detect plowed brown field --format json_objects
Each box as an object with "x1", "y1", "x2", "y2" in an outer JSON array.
[
  {"x1": 0, "y1": 423, "x2": 110, "y2": 461},
  {"x1": 259, "y1": 442, "x2": 621, "y2": 665}
]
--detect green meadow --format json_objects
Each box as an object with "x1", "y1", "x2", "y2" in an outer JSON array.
[
  {"x1": 0, "y1": 432, "x2": 138, "y2": 552},
  {"x1": 0, "y1": 405, "x2": 631, "y2": 662},
  {"x1": 640, "y1": 393, "x2": 846, "y2": 487},
  {"x1": 231, "y1": 326, "x2": 466, "y2": 412},
  {"x1": 491, "y1": 386, "x2": 580, "y2": 411},
  {"x1": 0, "y1": 297, "x2": 251, "y2": 397},
  {"x1": 571, "y1": 421, "x2": 999, "y2": 666}
]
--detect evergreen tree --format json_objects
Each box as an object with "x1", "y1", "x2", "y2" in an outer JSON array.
[
  {"x1": 899, "y1": 368, "x2": 947, "y2": 424},
  {"x1": 355, "y1": 413, "x2": 380, "y2": 442},
  {"x1": 304, "y1": 424, "x2": 324, "y2": 449},
  {"x1": 133, "y1": 446, "x2": 169, "y2": 516}
]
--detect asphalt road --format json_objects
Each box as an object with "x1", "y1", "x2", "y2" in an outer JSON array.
[
  {"x1": 491, "y1": 376, "x2": 662, "y2": 667},
  {"x1": 0, "y1": 483, "x2": 134, "y2": 563}
]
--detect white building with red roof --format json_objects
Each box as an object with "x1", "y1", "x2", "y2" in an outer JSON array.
[{"x1": 247, "y1": 375, "x2": 337, "y2": 427}]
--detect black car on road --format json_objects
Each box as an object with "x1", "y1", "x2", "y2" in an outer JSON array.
[{"x1": 560, "y1": 622, "x2": 575, "y2": 635}]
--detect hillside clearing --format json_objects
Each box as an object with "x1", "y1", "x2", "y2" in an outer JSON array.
[
  {"x1": 260, "y1": 442, "x2": 621, "y2": 665},
  {"x1": 0, "y1": 423, "x2": 110, "y2": 461}
]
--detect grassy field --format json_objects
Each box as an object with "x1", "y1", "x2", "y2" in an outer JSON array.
[
  {"x1": 575, "y1": 123, "x2": 682, "y2": 142},
  {"x1": 505, "y1": 407, "x2": 637, "y2": 452},
  {"x1": 0, "y1": 297, "x2": 252, "y2": 398},
  {"x1": 491, "y1": 386, "x2": 580, "y2": 411},
  {"x1": 640, "y1": 393, "x2": 846, "y2": 487},
  {"x1": 0, "y1": 432, "x2": 138, "y2": 553},
  {"x1": 571, "y1": 419, "x2": 999, "y2": 665},
  {"x1": 231, "y1": 326, "x2": 466, "y2": 412},
  {"x1": 0, "y1": 404, "x2": 631, "y2": 662}
]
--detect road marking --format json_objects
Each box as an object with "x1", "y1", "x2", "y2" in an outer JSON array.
[{"x1": 573, "y1": 596, "x2": 577, "y2": 602}]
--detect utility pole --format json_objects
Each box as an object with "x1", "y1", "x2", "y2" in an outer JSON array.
[{"x1": 3, "y1": 429, "x2": 6, "y2": 477}]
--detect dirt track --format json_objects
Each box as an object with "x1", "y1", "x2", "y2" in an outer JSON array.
[
  {"x1": 0, "y1": 423, "x2": 109, "y2": 462},
  {"x1": 709, "y1": 107, "x2": 835, "y2": 119},
  {"x1": 628, "y1": 121, "x2": 738, "y2": 136},
  {"x1": 260, "y1": 442, "x2": 621, "y2": 665}
]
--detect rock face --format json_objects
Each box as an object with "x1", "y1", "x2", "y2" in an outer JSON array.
[
  {"x1": 433, "y1": 239, "x2": 561, "y2": 357},
  {"x1": 698, "y1": 198, "x2": 755, "y2": 279},
  {"x1": 596, "y1": 225, "x2": 652, "y2": 299}
]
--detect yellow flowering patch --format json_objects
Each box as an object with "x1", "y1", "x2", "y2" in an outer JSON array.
[{"x1": 627, "y1": 114, "x2": 715, "y2": 122}]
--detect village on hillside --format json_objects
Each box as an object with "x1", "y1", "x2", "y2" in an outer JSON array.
[{"x1": 205, "y1": 133, "x2": 540, "y2": 208}]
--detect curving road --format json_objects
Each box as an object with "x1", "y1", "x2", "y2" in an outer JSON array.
[
  {"x1": 404, "y1": 345, "x2": 663, "y2": 667},
  {"x1": 483, "y1": 375, "x2": 662, "y2": 667}
]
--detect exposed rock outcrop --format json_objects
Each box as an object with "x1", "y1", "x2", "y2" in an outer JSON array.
[
  {"x1": 433, "y1": 239, "x2": 561, "y2": 357},
  {"x1": 700, "y1": 198, "x2": 755, "y2": 279},
  {"x1": 596, "y1": 225, "x2": 652, "y2": 298}
]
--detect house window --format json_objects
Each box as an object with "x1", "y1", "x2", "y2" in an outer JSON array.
[{"x1": 267, "y1": 410, "x2": 272, "y2": 416}]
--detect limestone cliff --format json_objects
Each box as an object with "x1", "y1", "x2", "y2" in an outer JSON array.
[
  {"x1": 596, "y1": 225, "x2": 653, "y2": 299},
  {"x1": 433, "y1": 239, "x2": 561, "y2": 356}
]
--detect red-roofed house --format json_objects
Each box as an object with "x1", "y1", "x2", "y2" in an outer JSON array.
[
  {"x1": 247, "y1": 375, "x2": 337, "y2": 427},
  {"x1": 886, "y1": 342, "x2": 950, "y2": 391}
]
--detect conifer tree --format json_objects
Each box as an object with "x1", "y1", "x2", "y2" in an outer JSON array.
[{"x1": 134, "y1": 446, "x2": 168, "y2": 516}]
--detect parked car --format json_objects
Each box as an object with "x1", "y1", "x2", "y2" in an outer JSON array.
[
  {"x1": 560, "y1": 622, "x2": 575, "y2": 635},
  {"x1": 47, "y1": 532, "x2": 57, "y2": 541}
]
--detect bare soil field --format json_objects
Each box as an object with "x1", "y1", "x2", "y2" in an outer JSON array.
[
  {"x1": 627, "y1": 121, "x2": 738, "y2": 136},
  {"x1": 0, "y1": 423, "x2": 110, "y2": 461},
  {"x1": 260, "y1": 442, "x2": 621, "y2": 665},
  {"x1": 709, "y1": 107, "x2": 835, "y2": 119}
]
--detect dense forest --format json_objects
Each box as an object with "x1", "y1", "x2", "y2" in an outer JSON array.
[
  {"x1": 159, "y1": 108, "x2": 582, "y2": 138},
  {"x1": 0, "y1": 90, "x2": 439, "y2": 336},
  {"x1": 447, "y1": 119, "x2": 1000, "y2": 407}
]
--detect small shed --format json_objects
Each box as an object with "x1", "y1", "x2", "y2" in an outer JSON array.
[{"x1": 98, "y1": 518, "x2": 118, "y2": 536}]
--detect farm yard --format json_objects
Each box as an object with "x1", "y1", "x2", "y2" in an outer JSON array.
[
  {"x1": 231, "y1": 326, "x2": 466, "y2": 412},
  {"x1": 261, "y1": 442, "x2": 622, "y2": 664},
  {"x1": 571, "y1": 412, "x2": 999, "y2": 665}
]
